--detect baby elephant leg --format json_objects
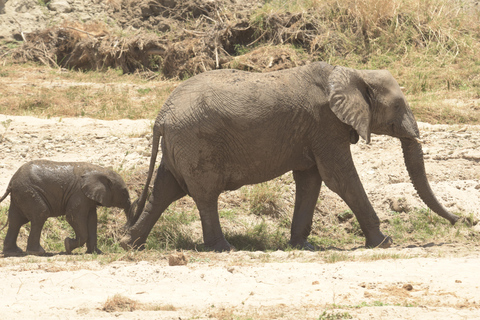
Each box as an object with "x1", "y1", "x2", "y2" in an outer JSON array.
[
  {"x1": 3, "y1": 203, "x2": 28, "y2": 256},
  {"x1": 86, "y1": 209, "x2": 102, "y2": 254},
  {"x1": 64, "y1": 212, "x2": 89, "y2": 254},
  {"x1": 26, "y1": 216, "x2": 47, "y2": 255}
]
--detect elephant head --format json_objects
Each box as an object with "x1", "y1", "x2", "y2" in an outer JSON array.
[
  {"x1": 81, "y1": 170, "x2": 131, "y2": 212},
  {"x1": 328, "y1": 66, "x2": 459, "y2": 225}
]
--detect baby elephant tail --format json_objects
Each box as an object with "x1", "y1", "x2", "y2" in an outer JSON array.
[{"x1": 0, "y1": 185, "x2": 11, "y2": 232}]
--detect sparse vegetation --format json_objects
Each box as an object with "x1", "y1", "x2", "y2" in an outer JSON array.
[
  {"x1": 1, "y1": 172, "x2": 478, "y2": 257},
  {"x1": 0, "y1": 0, "x2": 479, "y2": 123}
]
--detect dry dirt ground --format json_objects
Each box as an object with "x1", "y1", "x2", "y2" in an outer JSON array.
[
  {"x1": 1, "y1": 1, "x2": 480, "y2": 319},
  {"x1": 0, "y1": 90, "x2": 480, "y2": 318}
]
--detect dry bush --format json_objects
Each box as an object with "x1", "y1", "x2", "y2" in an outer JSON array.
[
  {"x1": 6, "y1": 0, "x2": 480, "y2": 84},
  {"x1": 227, "y1": 45, "x2": 309, "y2": 72},
  {"x1": 12, "y1": 21, "x2": 166, "y2": 74}
]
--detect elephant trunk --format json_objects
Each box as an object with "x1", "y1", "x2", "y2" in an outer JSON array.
[
  {"x1": 400, "y1": 137, "x2": 459, "y2": 225},
  {"x1": 124, "y1": 198, "x2": 138, "y2": 228}
]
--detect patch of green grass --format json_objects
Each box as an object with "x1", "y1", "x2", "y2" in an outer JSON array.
[
  {"x1": 246, "y1": 181, "x2": 284, "y2": 217},
  {"x1": 219, "y1": 209, "x2": 238, "y2": 221},
  {"x1": 383, "y1": 208, "x2": 479, "y2": 246},
  {"x1": 0, "y1": 64, "x2": 176, "y2": 120},
  {"x1": 145, "y1": 208, "x2": 200, "y2": 251},
  {"x1": 41, "y1": 216, "x2": 73, "y2": 252},
  {"x1": 322, "y1": 251, "x2": 351, "y2": 264},
  {"x1": 226, "y1": 219, "x2": 289, "y2": 251},
  {"x1": 319, "y1": 310, "x2": 353, "y2": 320}
]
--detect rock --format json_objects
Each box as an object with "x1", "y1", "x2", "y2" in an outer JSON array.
[
  {"x1": 403, "y1": 283, "x2": 413, "y2": 291},
  {"x1": 388, "y1": 197, "x2": 411, "y2": 213},
  {"x1": 473, "y1": 224, "x2": 480, "y2": 234},
  {"x1": 168, "y1": 252, "x2": 188, "y2": 266},
  {"x1": 48, "y1": 0, "x2": 72, "y2": 13}
]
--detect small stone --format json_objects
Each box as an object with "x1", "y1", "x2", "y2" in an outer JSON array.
[
  {"x1": 403, "y1": 283, "x2": 413, "y2": 291},
  {"x1": 48, "y1": 0, "x2": 72, "y2": 13},
  {"x1": 168, "y1": 252, "x2": 188, "y2": 266}
]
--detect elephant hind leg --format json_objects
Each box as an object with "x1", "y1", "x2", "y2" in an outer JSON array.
[
  {"x1": 290, "y1": 167, "x2": 322, "y2": 249},
  {"x1": 121, "y1": 163, "x2": 187, "y2": 250},
  {"x1": 3, "y1": 203, "x2": 28, "y2": 256},
  {"x1": 194, "y1": 197, "x2": 232, "y2": 252}
]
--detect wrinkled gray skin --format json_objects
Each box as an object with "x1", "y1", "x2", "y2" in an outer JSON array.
[
  {"x1": 121, "y1": 62, "x2": 459, "y2": 252},
  {"x1": 1, "y1": 160, "x2": 131, "y2": 256}
]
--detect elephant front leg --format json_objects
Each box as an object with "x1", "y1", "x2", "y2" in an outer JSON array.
[
  {"x1": 290, "y1": 167, "x2": 322, "y2": 249},
  {"x1": 65, "y1": 212, "x2": 89, "y2": 254},
  {"x1": 315, "y1": 147, "x2": 392, "y2": 248},
  {"x1": 86, "y1": 209, "x2": 102, "y2": 254},
  {"x1": 120, "y1": 164, "x2": 186, "y2": 250}
]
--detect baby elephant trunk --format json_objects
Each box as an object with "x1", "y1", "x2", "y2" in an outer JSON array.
[
  {"x1": 400, "y1": 137, "x2": 459, "y2": 225},
  {"x1": 124, "y1": 198, "x2": 140, "y2": 229}
]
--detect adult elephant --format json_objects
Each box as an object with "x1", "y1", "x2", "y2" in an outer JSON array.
[
  {"x1": 1, "y1": 160, "x2": 131, "y2": 256},
  {"x1": 121, "y1": 62, "x2": 459, "y2": 252}
]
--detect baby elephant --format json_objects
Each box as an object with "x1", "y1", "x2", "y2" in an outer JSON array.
[{"x1": 0, "y1": 160, "x2": 131, "y2": 256}]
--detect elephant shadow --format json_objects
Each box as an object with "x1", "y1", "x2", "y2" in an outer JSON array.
[{"x1": 1, "y1": 250, "x2": 100, "y2": 258}]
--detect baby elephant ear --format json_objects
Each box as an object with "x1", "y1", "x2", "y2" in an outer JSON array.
[
  {"x1": 81, "y1": 172, "x2": 112, "y2": 207},
  {"x1": 328, "y1": 66, "x2": 372, "y2": 143}
]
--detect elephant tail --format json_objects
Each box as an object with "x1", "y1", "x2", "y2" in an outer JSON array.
[
  {"x1": 128, "y1": 120, "x2": 163, "y2": 226},
  {"x1": 0, "y1": 185, "x2": 11, "y2": 232},
  {"x1": 0, "y1": 185, "x2": 11, "y2": 205}
]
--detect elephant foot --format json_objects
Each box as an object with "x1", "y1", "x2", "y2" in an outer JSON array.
[
  {"x1": 205, "y1": 238, "x2": 234, "y2": 252},
  {"x1": 365, "y1": 234, "x2": 393, "y2": 249},
  {"x1": 3, "y1": 245, "x2": 25, "y2": 257},
  {"x1": 64, "y1": 237, "x2": 75, "y2": 254},
  {"x1": 26, "y1": 246, "x2": 46, "y2": 256},
  {"x1": 289, "y1": 239, "x2": 317, "y2": 251},
  {"x1": 119, "y1": 235, "x2": 146, "y2": 251},
  {"x1": 86, "y1": 247, "x2": 103, "y2": 254}
]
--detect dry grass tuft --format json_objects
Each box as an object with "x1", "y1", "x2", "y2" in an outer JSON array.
[
  {"x1": 102, "y1": 294, "x2": 177, "y2": 313},
  {"x1": 103, "y1": 294, "x2": 141, "y2": 312}
]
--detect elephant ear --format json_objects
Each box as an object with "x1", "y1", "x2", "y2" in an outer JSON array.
[
  {"x1": 81, "y1": 172, "x2": 113, "y2": 207},
  {"x1": 328, "y1": 66, "x2": 373, "y2": 143}
]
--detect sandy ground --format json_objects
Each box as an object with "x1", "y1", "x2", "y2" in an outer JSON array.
[
  {"x1": 0, "y1": 248, "x2": 480, "y2": 319},
  {"x1": 0, "y1": 113, "x2": 479, "y2": 319}
]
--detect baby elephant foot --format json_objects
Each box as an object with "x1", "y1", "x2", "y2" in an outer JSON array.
[
  {"x1": 64, "y1": 237, "x2": 75, "y2": 254},
  {"x1": 119, "y1": 234, "x2": 146, "y2": 251},
  {"x1": 86, "y1": 247, "x2": 103, "y2": 254},
  {"x1": 3, "y1": 246, "x2": 25, "y2": 257},
  {"x1": 289, "y1": 239, "x2": 318, "y2": 251}
]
